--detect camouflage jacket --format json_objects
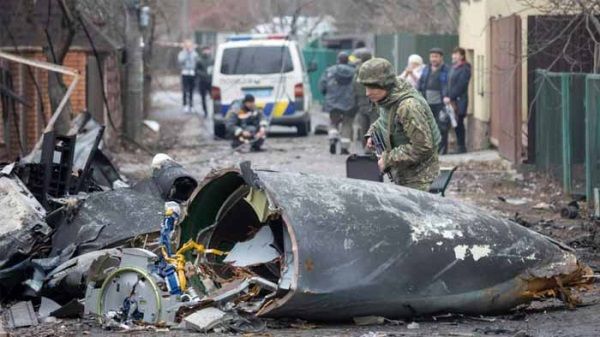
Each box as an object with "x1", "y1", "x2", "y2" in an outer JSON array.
[{"x1": 367, "y1": 77, "x2": 440, "y2": 190}]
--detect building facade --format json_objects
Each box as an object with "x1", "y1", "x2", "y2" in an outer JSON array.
[{"x1": 459, "y1": 0, "x2": 545, "y2": 161}]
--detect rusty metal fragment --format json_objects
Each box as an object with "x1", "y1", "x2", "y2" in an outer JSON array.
[{"x1": 180, "y1": 166, "x2": 592, "y2": 320}]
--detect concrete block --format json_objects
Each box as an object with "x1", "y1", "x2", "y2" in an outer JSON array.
[{"x1": 183, "y1": 307, "x2": 231, "y2": 332}]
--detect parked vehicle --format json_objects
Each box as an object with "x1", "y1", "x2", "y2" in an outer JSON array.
[{"x1": 211, "y1": 34, "x2": 315, "y2": 137}]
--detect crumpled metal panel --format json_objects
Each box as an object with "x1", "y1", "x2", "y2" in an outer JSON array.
[
  {"x1": 51, "y1": 189, "x2": 163, "y2": 256},
  {"x1": 0, "y1": 175, "x2": 50, "y2": 270},
  {"x1": 247, "y1": 171, "x2": 589, "y2": 320},
  {"x1": 133, "y1": 159, "x2": 197, "y2": 203}
]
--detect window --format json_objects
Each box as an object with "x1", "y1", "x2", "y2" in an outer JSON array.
[{"x1": 220, "y1": 46, "x2": 293, "y2": 75}]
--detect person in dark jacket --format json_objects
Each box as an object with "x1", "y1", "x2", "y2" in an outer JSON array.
[
  {"x1": 418, "y1": 47, "x2": 450, "y2": 154},
  {"x1": 444, "y1": 47, "x2": 472, "y2": 153},
  {"x1": 319, "y1": 51, "x2": 356, "y2": 155},
  {"x1": 196, "y1": 46, "x2": 213, "y2": 118},
  {"x1": 226, "y1": 94, "x2": 267, "y2": 151}
]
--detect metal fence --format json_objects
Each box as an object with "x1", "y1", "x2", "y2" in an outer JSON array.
[
  {"x1": 302, "y1": 47, "x2": 339, "y2": 103},
  {"x1": 374, "y1": 33, "x2": 457, "y2": 72},
  {"x1": 585, "y1": 75, "x2": 600, "y2": 204},
  {"x1": 535, "y1": 70, "x2": 600, "y2": 205}
]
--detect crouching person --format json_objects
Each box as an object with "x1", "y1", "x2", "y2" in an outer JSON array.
[{"x1": 227, "y1": 94, "x2": 267, "y2": 151}]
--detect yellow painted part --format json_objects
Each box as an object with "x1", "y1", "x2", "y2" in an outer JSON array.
[
  {"x1": 272, "y1": 101, "x2": 288, "y2": 118},
  {"x1": 244, "y1": 187, "x2": 270, "y2": 222},
  {"x1": 162, "y1": 240, "x2": 227, "y2": 290}
]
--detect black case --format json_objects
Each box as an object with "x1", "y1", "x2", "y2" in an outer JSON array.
[{"x1": 346, "y1": 154, "x2": 383, "y2": 182}]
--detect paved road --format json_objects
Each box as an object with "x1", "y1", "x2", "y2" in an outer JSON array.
[{"x1": 117, "y1": 90, "x2": 352, "y2": 181}]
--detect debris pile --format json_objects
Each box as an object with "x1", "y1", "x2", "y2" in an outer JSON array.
[
  {"x1": 0, "y1": 120, "x2": 595, "y2": 334},
  {"x1": 0, "y1": 114, "x2": 199, "y2": 331}
]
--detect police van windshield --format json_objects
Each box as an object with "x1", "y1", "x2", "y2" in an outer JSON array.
[{"x1": 220, "y1": 46, "x2": 293, "y2": 75}]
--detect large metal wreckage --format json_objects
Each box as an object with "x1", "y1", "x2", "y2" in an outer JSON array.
[
  {"x1": 81, "y1": 162, "x2": 593, "y2": 333},
  {"x1": 0, "y1": 115, "x2": 199, "y2": 329}
]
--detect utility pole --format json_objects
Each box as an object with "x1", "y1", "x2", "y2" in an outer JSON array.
[
  {"x1": 181, "y1": 0, "x2": 189, "y2": 38},
  {"x1": 124, "y1": 0, "x2": 144, "y2": 143}
]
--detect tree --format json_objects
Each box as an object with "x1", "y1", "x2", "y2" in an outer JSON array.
[
  {"x1": 33, "y1": 0, "x2": 79, "y2": 134},
  {"x1": 188, "y1": 0, "x2": 460, "y2": 35},
  {"x1": 519, "y1": 0, "x2": 600, "y2": 72}
]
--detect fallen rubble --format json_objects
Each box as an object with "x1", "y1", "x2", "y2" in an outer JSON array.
[
  {"x1": 0, "y1": 114, "x2": 197, "y2": 309},
  {"x1": 1, "y1": 147, "x2": 596, "y2": 334}
]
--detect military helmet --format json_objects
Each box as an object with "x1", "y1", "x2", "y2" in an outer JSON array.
[
  {"x1": 337, "y1": 51, "x2": 349, "y2": 64},
  {"x1": 352, "y1": 47, "x2": 373, "y2": 63},
  {"x1": 357, "y1": 58, "x2": 396, "y2": 87}
]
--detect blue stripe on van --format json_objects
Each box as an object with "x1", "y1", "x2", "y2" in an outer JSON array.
[{"x1": 219, "y1": 100, "x2": 297, "y2": 117}]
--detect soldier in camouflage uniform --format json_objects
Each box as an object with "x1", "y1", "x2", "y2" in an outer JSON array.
[{"x1": 357, "y1": 58, "x2": 440, "y2": 191}]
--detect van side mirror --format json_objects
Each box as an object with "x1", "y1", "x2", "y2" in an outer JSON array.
[{"x1": 307, "y1": 61, "x2": 318, "y2": 73}]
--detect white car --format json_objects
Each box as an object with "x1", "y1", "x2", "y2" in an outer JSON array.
[{"x1": 211, "y1": 34, "x2": 315, "y2": 137}]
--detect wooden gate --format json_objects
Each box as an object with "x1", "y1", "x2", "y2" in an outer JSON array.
[{"x1": 490, "y1": 15, "x2": 522, "y2": 163}]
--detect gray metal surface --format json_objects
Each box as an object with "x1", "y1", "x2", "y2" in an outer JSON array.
[
  {"x1": 4, "y1": 301, "x2": 38, "y2": 328},
  {"x1": 182, "y1": 168, "x2": 589, "y2": 321},
  {"x1": 50, "y1": 189, "x2": 163, "y2": 256},
  {"x1": 254, "y1": 171, "x2": 584, "y2": 319},
  {"x1": 254, "y1": 171, "x2": 581, "y2": 319},
  {"x1": 84, "y1": 249, "x2": 182, "y2": 325}
]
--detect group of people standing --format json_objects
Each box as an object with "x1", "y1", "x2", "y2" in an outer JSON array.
[
  {"x1": 320, "y1": 45, "x2": 471, "y2": 156},
  {"x1": 177, "y1": 40, "x2": 213, "y2": 117},
  {"x1": 414, "y1": 47, "x2": 471, "y2": 154}
]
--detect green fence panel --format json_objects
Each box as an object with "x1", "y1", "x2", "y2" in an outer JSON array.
[
  {"x1": 375, "y1": 33, "x2": 457, "y2": 71},
  {"x1": 586, "y1": 75, "x2": 600, "y2": 206},
  {"x1": 566, "y1": 74, "x2": 587, "y2": 194},
  {"x1": 375, "y1": 34, "x2": 397, "y2": 68},
  {"x1": 414, "y1": 34, "x2": 458, "y2": 66},
  {"x1": 535, "y1": 70, "x2": 564, "y2": 182},
  {"x1": 536, "y1": 70, "x2": 597, "y2": 200},
  {"x1": 302, "y1": 47, "x2": 339, "y2": 103}
]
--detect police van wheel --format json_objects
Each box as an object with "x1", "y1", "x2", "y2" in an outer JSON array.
[{"x1": 297, "y1": 120, "x2": 310, "y2": 136}]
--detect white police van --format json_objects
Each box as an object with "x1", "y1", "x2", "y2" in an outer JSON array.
[{"x1": 211, "y1": 34, "x2": 314, "y2": 137}]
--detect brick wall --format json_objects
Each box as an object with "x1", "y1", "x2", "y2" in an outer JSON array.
[
  {"x1": 63, "y1": 51, "x2": 87, "y2": 114},
  {"x1": 0, "y1": 50, "x2": 111, "y2": 161}
]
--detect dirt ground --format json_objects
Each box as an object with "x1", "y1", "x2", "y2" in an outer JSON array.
[{"x1": 7, "y1": 90, "x2": 600, "y2": 337}]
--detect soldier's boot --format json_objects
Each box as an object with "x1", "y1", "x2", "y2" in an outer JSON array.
[
  {"x1": 328, "y1": 129, "x2": 339, "y2": 154},
  {"x1": 340, "y1": 137, "x2": 351, "y2": 155}
]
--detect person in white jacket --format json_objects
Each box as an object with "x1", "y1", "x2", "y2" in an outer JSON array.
[
  {"x1": 177, "y1": 40, "x2": 199, "y2": 113},
  {"x1": 399, "y1": 54, "x2": 425, "y2": 89}
]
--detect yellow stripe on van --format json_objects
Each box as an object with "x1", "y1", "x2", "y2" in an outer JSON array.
[
  {"x1": 272, "y1": 100, "x2": 289, "y2": 118},
  {"x1": 255, "y1": 101, "x2": 267, "y2": 110}
]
